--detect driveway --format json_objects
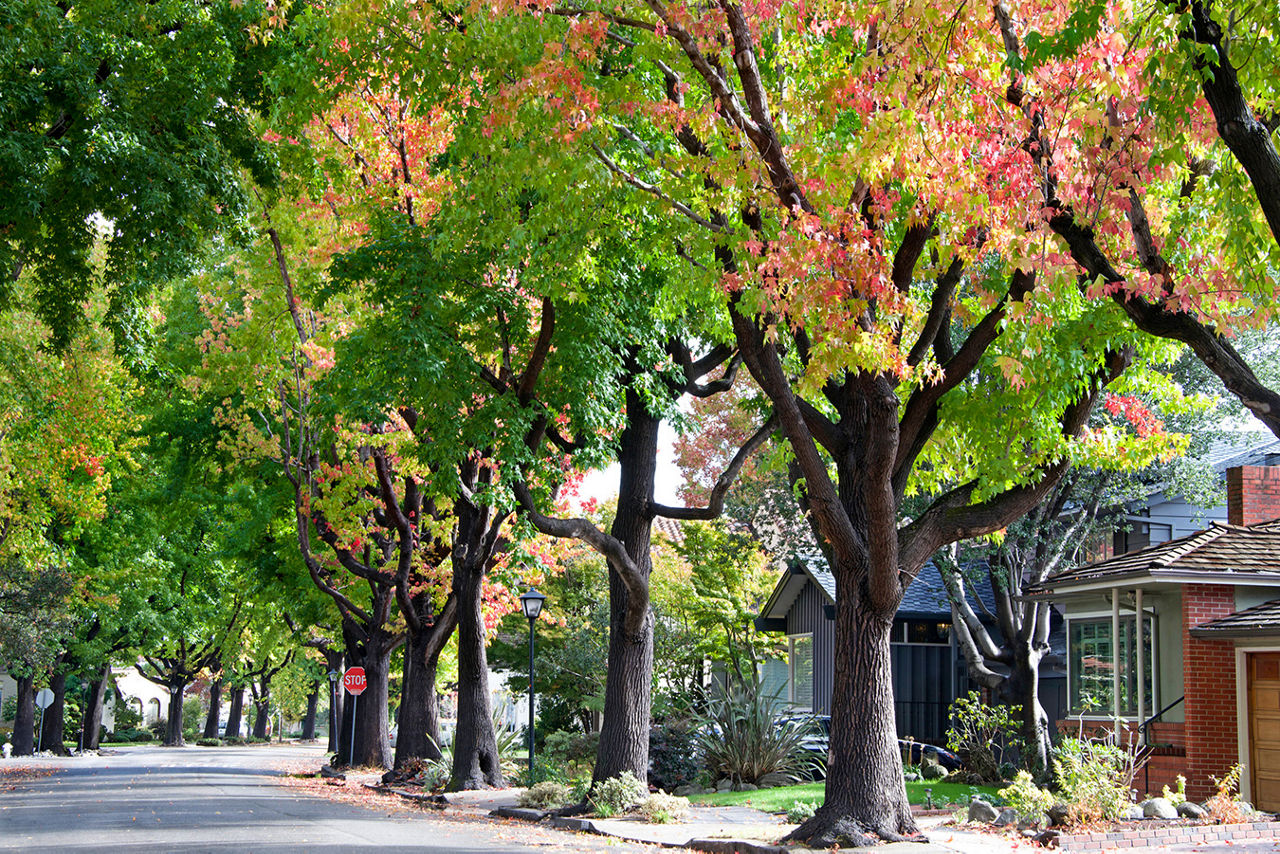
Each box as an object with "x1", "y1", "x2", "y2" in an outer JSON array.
[{"x1": 0, "y1": 743, "x2": 662, "y2": 853}]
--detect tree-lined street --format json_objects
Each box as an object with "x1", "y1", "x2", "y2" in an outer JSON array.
[{"x1": 0, "y1": 744, "x2": 660, "y2": 853}]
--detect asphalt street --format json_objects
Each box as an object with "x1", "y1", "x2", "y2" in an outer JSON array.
[{"x1": 0, "y1": 743, "x2": 660, "y2": 853}]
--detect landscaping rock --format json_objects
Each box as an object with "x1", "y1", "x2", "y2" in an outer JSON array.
[
  {"x1": 993, "y1": 807, "x2": 1019, "y2": 827},
  {"x1": 319, "y1": 765, "x2": 345, "y2": 780},
  {"x1": 1047, "y1": 802, "x2": 1071, "y2": 826},
  {"x1": 967, "y1": 799, "x2": 1000, "y2": 823},
  {"x1": 715, "y1": 779, "x2": 732, "y2": 792},
  {"x1": 674, "y1": 785, "x2": 695, "y2": 797},
  {"x1": 1124, "y1": 805, "x2": 1145, "y2": 820},
  {"x1": 1177, "y1": 801, "x2": 1208, "y2": 819},
  {"x1": 1034, "y1": 829, "x2": 1062, "y2": 849},
  {"x1": 921, "y1": 762, "x2": 947, "y2": 781},
  {"x1": 1142, "y1": 797, "x2": 1178, "y2": 819},
  {"x1": 903, "y1": 772, "x2": 920, "y2": 782},
  {"x1": 733, "y1": 783, "x2": 758, "y2": 792}
]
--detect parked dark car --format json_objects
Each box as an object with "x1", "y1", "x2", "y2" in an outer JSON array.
[{"x1": 777, "y1": 714, "x2": 962, "y2": 777}]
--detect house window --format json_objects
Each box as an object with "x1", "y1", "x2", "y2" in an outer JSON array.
[
  {"x1": 789, "y1": 635, "x2": 813, "y2": 709},
  {"x1": 759, "y1": 659, "x2": 789, "y2": 705},
  {"x1": 1068, "y1": 616, "x2": 1154, "y2": 716},
  {"x1": 903, "y1": 620, "x2": 952, "y2": 645}
]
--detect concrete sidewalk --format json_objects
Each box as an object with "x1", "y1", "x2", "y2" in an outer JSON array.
[{"x1": 442, "y1": 788, "x2": 1023, "y2": 853}]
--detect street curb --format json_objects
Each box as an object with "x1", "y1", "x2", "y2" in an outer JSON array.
[
  {"x1": 684, "y1": 841, "x2": 790, "y2": 854},
  {"x1": 490, "y1": 807, "x2": 549, "y2": 822}
]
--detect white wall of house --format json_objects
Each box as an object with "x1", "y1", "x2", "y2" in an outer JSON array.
[{"x1": 113, "y1": 667, "x2": 169, "y2": 725}]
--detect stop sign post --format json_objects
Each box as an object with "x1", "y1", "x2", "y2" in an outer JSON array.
[
  {"x1": 342, "y1": 667, "x2": 366, "y2": 765},
  {"x1": 35, "y1": 689, "x2": 54, "y2": 750}
]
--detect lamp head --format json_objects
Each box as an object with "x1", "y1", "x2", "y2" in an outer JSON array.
[{"x1": 520, "y1": 588, "x2": 547, "y2": 621}]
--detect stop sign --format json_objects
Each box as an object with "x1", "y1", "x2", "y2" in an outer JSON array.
[{"x1": 343, "y1": 666, "x2": 367, "y2": 696}]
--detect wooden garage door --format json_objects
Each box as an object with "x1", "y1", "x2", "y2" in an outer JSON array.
[{"x1": 1249, "y1": 653, "x2": 1280, "y2": 811}]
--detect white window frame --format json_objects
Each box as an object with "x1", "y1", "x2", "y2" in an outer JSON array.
[
  {"x1": 787, "y1": 633, "x2": 814, "y2": 710},
  {"x1": 1065, "y1": 608, "x2": 1158, "y2": 720}
]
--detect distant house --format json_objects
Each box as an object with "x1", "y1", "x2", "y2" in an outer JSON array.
[
  {"x1": 752, "y1": 555, "x2": 1034, "y2": 743},
  {"x1": 1105, "y1": 436, "x2": 1280, "y2": 554},
  {"x1": 1031, "y1": 464, "x2": 1280, "y2": 809}
]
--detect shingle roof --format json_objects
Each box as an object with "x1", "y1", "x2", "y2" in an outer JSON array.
[
  {"x1": 773, "y1": 552, "x2": 997, "y2": 618},
  {"x1": 1190, "y1": 598, "x2": 1280, "y2": 638},
  {"x1": 1031, "y1": 521, "x2": 1280, "y2": 593}
]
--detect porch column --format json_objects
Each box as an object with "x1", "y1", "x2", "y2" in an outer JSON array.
[
  {"x1": 1135, "y1": 588, "x2": 1145, "y2": 746},
  {"x1": 1112, "y1": 589, "x2": 1121, "y2": 725}
]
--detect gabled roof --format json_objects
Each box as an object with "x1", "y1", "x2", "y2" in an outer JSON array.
[
  {"x1": 1190, "y1": 598, "x2": 1280, "y2": 638},
  {"x1": 757, "y1": 552, "x2": 998, "y2": 621},
  {"x1": 1031, "y1": 520, "x2": 1280, "y2": 594}
]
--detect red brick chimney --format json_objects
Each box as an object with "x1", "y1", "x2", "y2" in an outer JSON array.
[{"x1": 1226, "y1": 465, "x2": 1280, "y2": 525}]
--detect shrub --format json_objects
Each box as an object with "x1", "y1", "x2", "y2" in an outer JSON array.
[
  {"x1": 786, "y1": 800, "x2": 818, "y2": 823},
  {"x1": 196, "y1": 738, "x2": 222, "y2": 747},
  {"x1": 1161, "y1": 774, "x2": 1187, "y2": 806},
  {"x1": 946, "y1": 692, "x2": 1022, "y2": 782},
  {"x1": 694, "y1": 682, "x2": 820, "y2": 786},
  {"x1": 999, "y1": 771, "x2": 1055, "y2": 824},
  {"x1": 1205, "y1": 764, "x2": 1249, "y2": 823},
  {"x1": 648, "y1": 721, "x2": 700, "y2": 791},
  {"x1": 519, "y1": 781, "x2": 572, "y2": 811},
  {"x1": 544, "y1": 729, "x2": 599, "y2": 764},
  {"x1": 589, "y1": 771, "x2": 648, "y2": 818},
  {"x1": 1052, "y1": 734, "x2": 1138, "y2": 823},
  {"x1": 638, "y1": 792, "x2": 690, "y2": 824}
]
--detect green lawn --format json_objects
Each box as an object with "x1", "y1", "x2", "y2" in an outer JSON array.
[{"x1": 688, "y1": 780, "x2": 1002, "y2": 813}]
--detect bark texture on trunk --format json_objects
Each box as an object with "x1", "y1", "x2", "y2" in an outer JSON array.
[
  {"x1": 203, "y1": 679, "x2": 222, "y2": 740},
  {"x1": 1004, "y1": 653, "x2": 1051, "y2": 777},
  {"x1": 338, "y1": 617, "x2": 394, "y2": 769},
  {"x1": 325, "y1": 650, "x2": 343, "y2": 754},
  {"x1": 225, "y1": 686, "x2": 245, "y2": 739},
  {"x1": 252, "y1": 697, "x2": 270, "y2": 739},
  {"x1": 81, "y1": 664, "x2": 111, "y2": 750},
  {"x1": 302, "y1": 683, "x2": 319, "y2": 741},
  {"x1": 164, "y1": 683, "x2": 186, "y2": 746},
  {"x1": 12, "y1": 673, "x2": 35, "y2": 756},
  {"x1": 592, "y1": 402, "x2": 657, "y2": 784},
  {"x1": 787, "y1": 587, "x2": 915, "y2": 845},
  {"x1": 448, "y1": 555, "x2": 502, "y2": 789},
  {"x1": 395, "y1": 631, "x2": 444, "y2": 765},
  {"x1": 37, "y1": 670, "x2": 69, "y2": 754}
]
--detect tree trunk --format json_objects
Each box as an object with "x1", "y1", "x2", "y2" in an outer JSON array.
[
  {"x1": 448, "y1": 557, "x2": 503, "y2": 790},
  {"x1": 592, "y1": 396, "x2": 658, "y2": 784},
  {"x1": 301, "y1": 682, "x2": 319, "y2": 741},
  {"x1": 37, "y1": 670, "x2": 69, "y2": 755},
  {"x1": 338, "y1": 619, "x2": 394, "y2": 769},
  {"x1": 786, "y1": 592, "x2": 917, "y2": 846},
  {"x1": 203, "y1": 678, "x2": 222, "y2": 739},
  {"x1": 81, "y1": 664, "x2": 111, "y2": 750},
  {"x1": 252, "y1": 696, "x2": 271, "y2": 739},
  {"x1": 1004, "y1": 650, "x2": 1051, "y2": 779},
  {"x1": 325, "y1": 649, "x2": 343, "y2": 754},
  {"x1": 395, "y1": 629, "x2": 444, "y2": 766},
  {"x1": 12, "y1": 673, "x2": 35, "y2": 756},
  {"x1": 225, "y1": 685, "x2": 245, "y2": 740},
  {"x1": 164, "y1": 682, "x2": 186, "y2": 746}
]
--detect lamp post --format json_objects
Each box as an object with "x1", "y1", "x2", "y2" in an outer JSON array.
[
  {"x1": 326, "y1": 670, "x2": 340, "y2": 755},
  {"x1": 519, "y1": 588, "x2": 546, "y2": 784}
]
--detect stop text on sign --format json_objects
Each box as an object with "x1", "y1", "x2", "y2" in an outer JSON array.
[{"x1": 343, "y1": 666, "x2": 367, "y2": 696}]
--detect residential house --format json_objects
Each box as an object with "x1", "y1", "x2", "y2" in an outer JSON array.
[
  {"x1": 752, "y1": 555, "x2": 1042, "y2": 743},
  {"x1": 1031, "y1": 464, "x2": 1280, "y2": 809}
]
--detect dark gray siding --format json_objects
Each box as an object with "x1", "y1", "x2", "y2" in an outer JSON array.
[
  {"x1": 785, "y1": 581, "x2": 835, "y2": 714},
  {"x1": 891, "y1": 643, "x2": 955, "y2": 742}
]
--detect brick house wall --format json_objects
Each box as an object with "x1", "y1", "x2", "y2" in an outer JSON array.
[
  {"x1": 1182, "y1": 583, "x2": 1239, "y2": 801},
  {"x1": 1226, "y1": 465, "x2": 1280, "y2": 526}
]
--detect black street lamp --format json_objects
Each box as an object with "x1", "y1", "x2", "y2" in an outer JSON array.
[{"x1": 519, "y1": 588, "x2": 547, "y2": 783}]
